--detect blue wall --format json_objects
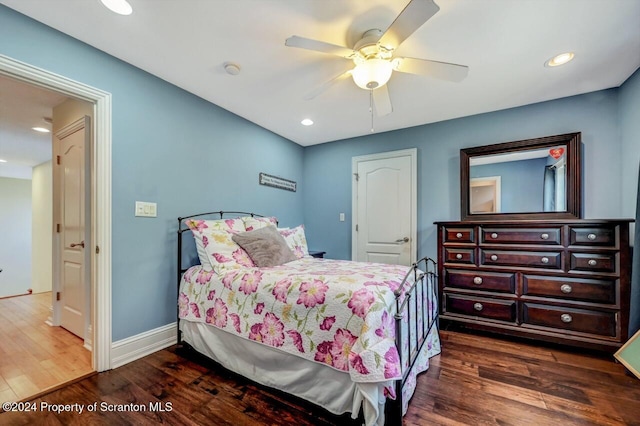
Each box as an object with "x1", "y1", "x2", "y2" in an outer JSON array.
[
  {"x1": 620, "y1": 68, "x2": 640, "y2": 220},
  {"x1": 303, "y1": 89, "x2": 624, "y2": 261},
  {"x1": 0, "y1": 6, "x2": 304, "y2": 341}
]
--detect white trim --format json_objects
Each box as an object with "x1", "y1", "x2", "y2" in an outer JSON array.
[
  {"x1": 0, "y1": 54, "x2": 112, "y2": 372},
  {"x1": 111, "y1": 323, "x2": 178, "y2": 369},
  {"x1": 351, "y1": 148, "x2": 418, "y2": 264}
]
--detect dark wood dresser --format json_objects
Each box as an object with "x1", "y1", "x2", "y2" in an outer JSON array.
[{"x1": 435, "y1": 220, "x2": 632, "y2": 351}]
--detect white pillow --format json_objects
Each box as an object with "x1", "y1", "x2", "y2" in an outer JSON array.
[
  {"x1": 242, "y1": 216, "x2": 278, "y2": 231},
  {"x1": 278, "y1": 225, "x2": 310, "y2": 259},
  {"x1": 186, "y1": 218, "x2": 246, "y2": 270}
]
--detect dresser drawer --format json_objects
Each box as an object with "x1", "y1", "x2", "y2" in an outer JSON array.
[
  {"x1": 481, "y1": 250, "x2": 561, "y2": 269},
  {"x1": 445, "y1": 295, "x2": 517, "y2": 323},
  {"x1": 570, "y1": 253, "x2": 616, "y2": 273},
  {"x1": 444, "y1": 269, "x2": 515, "y2": 293},
  {"x1": 570, "y1": 226, "x2": 617, "y2": 248},
  {"x1": 522, "y1": 303, "x2": 616, "y2": 337},
  {"x1": 444, "y1": 227, "x2": 475, "y2": 243},
  {"x1": 444, "y1": 248, "x2": 475, "y2": 264},
  {"x1": 481, "y1": 227, "x2": 561, "y2": 245},
  {"x1": 522, "y1": 275, "x2": 616, "y2": 304}
]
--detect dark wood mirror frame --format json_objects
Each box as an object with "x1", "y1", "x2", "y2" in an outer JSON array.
[{"x1": 460, "y1": 132, "x2": 582, "y2": 221}]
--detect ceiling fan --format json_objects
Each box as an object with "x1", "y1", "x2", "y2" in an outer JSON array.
[{"x1": 285, "y1": 0, "x2": 469, "y2": 116}]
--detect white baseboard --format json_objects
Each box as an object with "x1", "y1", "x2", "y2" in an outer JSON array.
[{"x1": 111, "y1": 322, "x2": 177, "y2": 369}]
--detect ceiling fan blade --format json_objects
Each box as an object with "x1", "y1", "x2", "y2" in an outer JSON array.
[
  {"x1": 285, "y1": 36, "x2": 356, "y2": 59},
  {"x1": 303, "y1": 70, "x2": 353, "y2": 100},
  {"x1": 395, "y1": 57, "x2": 469, "y2": 82},
  {"x1": 373, "y1": 85, "x2": 393, "y2": 116},
  {"x1": 378, "y1": 0, "x2": 440, "y2": 51}
]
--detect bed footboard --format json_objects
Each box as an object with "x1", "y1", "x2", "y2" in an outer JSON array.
[{"x1": 385, "y1": 257, "x2": 439, "y2": 423}]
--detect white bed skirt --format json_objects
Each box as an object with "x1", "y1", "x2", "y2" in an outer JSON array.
[{"x1": 180, "y1": 320, "x2": 389, "y2": 425}]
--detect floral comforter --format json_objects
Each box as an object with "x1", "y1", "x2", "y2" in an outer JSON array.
[{"x1": 179, "y1": 257, "x2": 439, "y2": 388}]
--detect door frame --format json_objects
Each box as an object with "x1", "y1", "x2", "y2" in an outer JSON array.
[
  {"x1": 351, "y1": 148, "x2": 417, "y2": 263},
  {"x1": 0, "y1": 54, "x2": 112, "y2": 372}
]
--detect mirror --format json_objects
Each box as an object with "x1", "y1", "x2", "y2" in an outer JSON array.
[{"x1": 460, "y1": 132, "x2": 582, "y2": 220}]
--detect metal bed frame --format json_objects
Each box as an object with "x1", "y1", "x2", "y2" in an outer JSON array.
[{"x1": 176, "y1": 211, "x2": 439, "y2": 425}]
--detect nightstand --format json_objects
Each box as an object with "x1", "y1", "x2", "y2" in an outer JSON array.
[{"x1": 309, "y1": 251, "x2": 326, "y2": 259}]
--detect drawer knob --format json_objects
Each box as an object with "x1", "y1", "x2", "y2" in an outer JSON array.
[
  {"x1": 473, "y1": 277, "x2": 483, "y2": 285},
  {"x1": 491, "y1": 233, "x2": 498, "y2": 239},
  {"x1": 541, "y1": 257, "x2": 549, "y2": 264},
  {"x1": 456, "y1": 253, "x2": 463, "y2": 260},
  {"x1": 588, "y1": 259, "x2": 597, "y2": 266},
  {"x1": 587, "y1": 233, "x2": 597, "y2": 240},
  {"x1": 541, "y1": 233, "x2": 549, "y2": 240},
  {"x1": 560, "y1": 284, "x2": 573, "y2": 294},
  {"x1": 490, "y1": 254, "x2": 498, "y2": 261},
  {"x1": 561, "y1": 313, "x2": 573, "y2": 323},
  {"x1": 456, "y1": 232, "x2": 463, "y2": 239},
  {"x1": 473, "y1": 303, "x2": 483, "y2": 311}
]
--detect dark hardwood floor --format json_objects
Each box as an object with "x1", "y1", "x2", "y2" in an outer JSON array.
[{"x1": 1, "y1": 329, "x2": 639, "y2": 425}]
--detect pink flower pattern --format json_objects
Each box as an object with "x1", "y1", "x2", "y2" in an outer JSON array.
[
  {"x1": 320, "y1": 316, "x2": 335, "y2": 331},
  {"x1": 221, "y1": 270, "x2": 239, "y2": 289},
  {"x1": 259, "y1": 313, "x2": 285, "y2": 347},
  {"x1": 239, "y1": 271, "x2": 263, "y2": 295},
  {"x1": 296, "y1": 279, "x2": 329, "y2": 308},
  {"x1": 348, "y1": 288, "x2": 375, "y2": 318},
  {"x1": 254, "y1": 302, "x2": 265, "y2": 315},
  {"x1": 272, "y1": 278, "x2": 292, "y2": 302},
  {"x1": 230, "y1": 313, "x2": 241, "y2": 333},
  {"x1": 196, "y1": 269, "x2": 214, "y2": 285},
  {"x1": 232, "y1": 249, "x2": 254, "y2": 268},
  {"x1": 383, "y1": 347, "x2": 401, "y2": 379},
  {"x1": 287, "y1": 330, "x2": 305, "y2": 353},
  {"x1": 178, "y1": 293, "x2": 189, "y2": 318},
  {"x1": 329, "y1": 329, "x2": 358, "y2": 371}
]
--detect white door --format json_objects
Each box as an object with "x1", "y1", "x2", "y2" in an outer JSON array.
[
  {"x1": 56, "y1": 117, "x2": 91, "y2": 338},
  {"x1": 352, "y1": 149, "x2": 417, "y2": 266}
]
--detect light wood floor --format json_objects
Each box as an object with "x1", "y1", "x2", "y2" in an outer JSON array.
[{"x1": 0, "y1": 292, "x2": 93, "y2": 403}]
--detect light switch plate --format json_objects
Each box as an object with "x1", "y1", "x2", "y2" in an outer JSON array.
[
  {"x1": 339, "y1": 213, "x2": 345, "y2": 222},
  {"x1": 135, "y1": 201, "x2": 157, "y2": 217}
]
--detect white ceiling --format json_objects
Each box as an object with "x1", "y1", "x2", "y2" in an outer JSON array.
[
  {"x1": 0, "y1": 75, "x2": 66, "y2": 179},
  {"x1": 1, "y1": 0, "x2": 640, "y2": 147}
]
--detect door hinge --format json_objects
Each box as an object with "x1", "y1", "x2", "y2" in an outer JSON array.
[
  {"x1": 56, "y1": 292, "x2": 61, "y2": 301},
  {"x1": 56, "y1": 155, "x2": 61, "y2": 165},
  {"x1": 353, "y1": 173, "x2": 359, "y2": 181},
  {"x1": 355, "y1": 224, "x2": 359, "y2": 231},
  {"x1": 56, "y1": 223, "x2": 61, "y2": 233},
  {"x1": 95, "y1": 245, "x2": 100, "y2": 254}
]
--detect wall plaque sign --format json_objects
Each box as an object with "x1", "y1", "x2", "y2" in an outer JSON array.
[{"x1": 259, "y1": 173, "x2": 296, "y2": 192}]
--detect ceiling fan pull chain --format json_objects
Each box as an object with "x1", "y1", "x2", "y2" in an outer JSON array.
[{"x1": 370, "y1": 89, "x2": 374, "y2": 133}]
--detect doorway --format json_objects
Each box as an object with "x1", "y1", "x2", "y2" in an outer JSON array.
[{"x1": 0, "y1": 54, "x2": 112, "y2": 374}]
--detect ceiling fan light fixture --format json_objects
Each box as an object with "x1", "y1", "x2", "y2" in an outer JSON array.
[
  {"x1": 545, "y1": 52, "x2": 574, "y2": 67},
  {"x1": 100, "y1": 0, "x2": 133, "y2": 16},
  {"x1": 352, "y1": 59, "x2": 393, "y2": 90}
]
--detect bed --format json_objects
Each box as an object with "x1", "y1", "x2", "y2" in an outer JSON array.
[{"x1": 177, "y1": 211, "x2": 440, "y2": 425}]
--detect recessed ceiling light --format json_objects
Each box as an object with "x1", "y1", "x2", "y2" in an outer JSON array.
[
  {"x1": 100, "y1": 0, "x2": 133, "y2": 15},
  {"x1": 0, "y1": 159, "x2": 7, "y2": 163},
  {"x1": 301, "y1": 119, "x2": 314, "y2": 126},
  {"x1": 545, "y1": 52, "x2": 575, "y2": 67},
  {"x1": 32, "y1": 127, "x2": 50, "y2": 133}
]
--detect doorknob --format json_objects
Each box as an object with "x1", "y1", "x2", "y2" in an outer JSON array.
[
  {"x1": 70, "y1": 241, "x2": 85, "y2": 248},
  {"x1": 395, "y1": 237, "x2": 410, "y2": 243}
]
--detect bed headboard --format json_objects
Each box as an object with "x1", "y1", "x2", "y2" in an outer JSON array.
[{"x1": 176, "y1": 210, "x2": 267, "y2": 284}]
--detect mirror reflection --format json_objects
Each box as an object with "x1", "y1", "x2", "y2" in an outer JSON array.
[{"x1": 469, "y1": 146, "x2": 568, "y2": 214}]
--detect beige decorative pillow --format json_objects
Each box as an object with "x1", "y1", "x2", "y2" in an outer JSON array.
[{"x1": 232, "y1": 225, "x2": 297, "y2": 267}]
